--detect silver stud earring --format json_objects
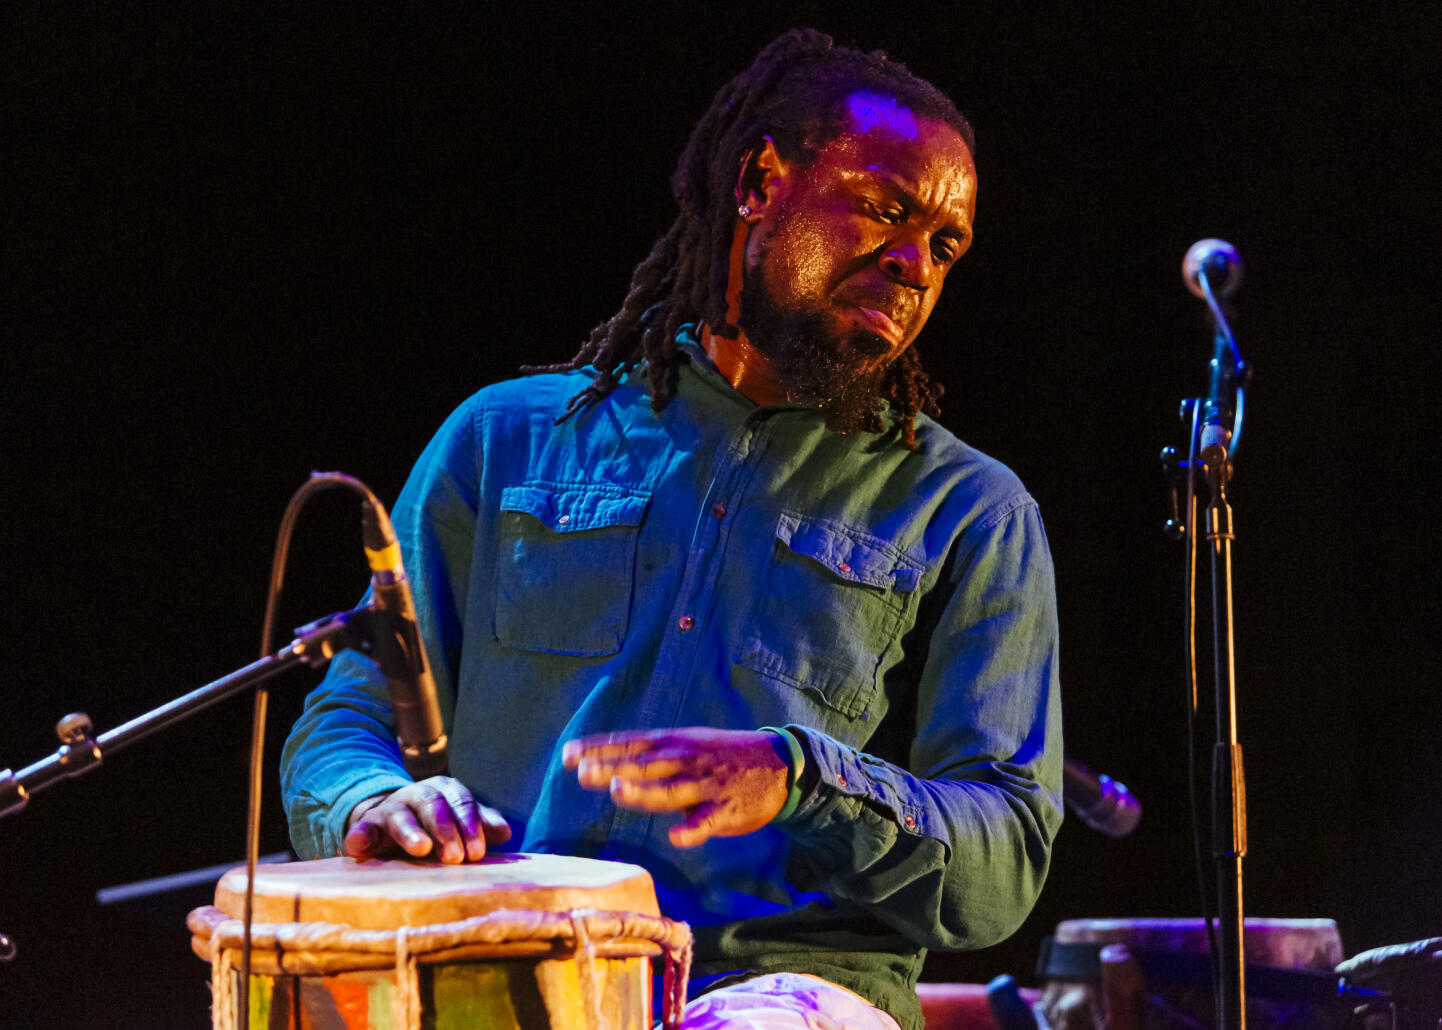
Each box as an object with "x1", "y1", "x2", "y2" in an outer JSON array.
[{"x1": 737, "y1": 203, "x2": 752, "y2": 218}]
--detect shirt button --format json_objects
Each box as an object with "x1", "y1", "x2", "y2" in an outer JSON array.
[
  {"x1": 678, "y1": 615, "x2": 694, "y2": 631},
  {"x1": 837, "y1": 775, "x2": 847, "y2": 787},
  {"x1": 904, "y1": 815, "x2": 916, "y2": 829},
  {"x1": 711, "y1": 502, "x2": 727, "y2": 519},
  {"x1": 557, "y1": 514, "x2": 570, "y2": 526},
  {"x1": 837, "y1": 561, "x2": 852, "y2": 574}
]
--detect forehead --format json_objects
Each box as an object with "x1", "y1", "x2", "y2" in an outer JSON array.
[
  {"x1": 809, "y1": 91, "x2": 976, "y2": 215},
  {"x1": 842, "y1": 91, "x2": 924, "y2": 139}
]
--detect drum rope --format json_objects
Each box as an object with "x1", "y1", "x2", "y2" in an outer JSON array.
[
  {"x1": 212, "y1": 945, "x2": 235, "y2": 1030},
  {"x1": 664, "y1": 924, "x2": 694, "y2": 1029},
  {"x1": 570, "y1": 909, "x2": 603, "y2": 1030},
  {"x1": 392, "y1": 924, "x2": 422, "y2": 1030},
  {"x1": 194, "y1": 904, "x2": 693, "y2": 1029}
]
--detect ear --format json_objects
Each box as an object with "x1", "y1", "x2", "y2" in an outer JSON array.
[{"x1": 734, "y1": 135, "x2": 790, "y2": 219}]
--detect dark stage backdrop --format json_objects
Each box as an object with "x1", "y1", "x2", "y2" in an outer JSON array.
[{"x1": 4, "y1": 4, "x2": 1438, "y2": 1026}]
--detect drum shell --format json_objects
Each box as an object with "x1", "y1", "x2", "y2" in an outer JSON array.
[
  {"x1": 190, "y1": 855, "x2": 682, "y2": 1030},
  {"x1": 215, "y1": 952, "x2": 652, "y2": 1030}
]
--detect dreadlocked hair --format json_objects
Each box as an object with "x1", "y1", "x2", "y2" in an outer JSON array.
[{"x1": 523, "y1": 28, "x2": 974, "y2": 447}]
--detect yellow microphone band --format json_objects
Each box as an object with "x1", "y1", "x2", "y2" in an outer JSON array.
[{"x1": 365, "y1": 541, "x2": 404, "y2": 571}]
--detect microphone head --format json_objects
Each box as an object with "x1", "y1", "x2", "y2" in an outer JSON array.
[{"x1": 1182, "y1": 238, "x2": 1243, "y2": 299}]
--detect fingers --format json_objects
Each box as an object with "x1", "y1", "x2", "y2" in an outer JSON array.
[
  {"x1": 385, "y1": 804, "x2": 440, "y2": 858},
  {"x1": 608, "y1": 773, "x2": 710, "y2": 812},
  {"x1": 575, "y1": 751, "x2": 695, "y2": 789},
  {"x1": 344, "y1": 803, "x2": 425, "y2": 860},
  {"x1": 566, "y1": 728, "x2": 791, "y2": 847},
  {"x1": 424, "y1": 780, "x2": 477, "y2": 863},
  {"x1": 342, "y1": 777, "x2": 509, "y2": 864},
  {"x1": 479, "y1": 804, "x2": 513, "y2": 845},
  {"x1": 562, "y1": 730, "x2": 669, "y2": 770}
]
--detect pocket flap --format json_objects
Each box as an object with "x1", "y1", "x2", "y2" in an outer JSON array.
[
  {"x1": 774, "y1": 512, "x2": 921, "y2": 592},
  {"x1": 500, "y1": 483, "x2": 650, "y2": 533}
]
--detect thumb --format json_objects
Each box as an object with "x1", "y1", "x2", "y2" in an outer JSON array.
[
  {"x1": 669, "y1": 801, "x2": 722, "y2": 849},
  {"x1": 344, "y1": 819, "x2": 381, "y2": 858}
]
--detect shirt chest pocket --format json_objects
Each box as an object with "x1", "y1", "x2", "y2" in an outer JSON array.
[
  {"x1": 492, "y1": 482, "x2": 650, "y2": 657},
  {"x1": 735, "y1": 511, "x2": 922, "y2": 720}
]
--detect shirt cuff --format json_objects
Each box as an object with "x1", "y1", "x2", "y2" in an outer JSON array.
[{"x1": 782, "y1": 724, "x2": 933, "y2": 841}]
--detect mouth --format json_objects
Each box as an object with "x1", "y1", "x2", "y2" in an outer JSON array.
[{"x1": 848, "y1": 306, "x2": 909, "y2": 350}]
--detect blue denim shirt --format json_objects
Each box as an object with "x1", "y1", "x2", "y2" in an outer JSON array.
[{"x1": 280, "y1": 334, "x2": 1062, "y2": 1029}]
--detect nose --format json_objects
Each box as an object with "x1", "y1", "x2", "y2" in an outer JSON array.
[{"x1": 879, "y1": 238, "x2": 934, "y2": 290}]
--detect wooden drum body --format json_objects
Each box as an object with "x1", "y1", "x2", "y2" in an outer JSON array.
[{"x1": 188, "y1": 854, "x2": 691, "y2": 1030}]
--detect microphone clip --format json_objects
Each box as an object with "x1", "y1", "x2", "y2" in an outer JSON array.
[
  {"x1": 339, "y1": 603, "x2": 450, "y2": 779},
  {"x1": 343, "y1": 605, "x2": 418, "y2": 684}
]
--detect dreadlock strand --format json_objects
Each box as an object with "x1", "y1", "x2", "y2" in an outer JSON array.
[
  {"x1": 704, "y1": 191, "x2": 738, "y2": 333},
  {"x1": 644, "y1": 308, "x2": 686, "y2": 411},
  {"x1": 879, "y1": 347, "x2": 947, "y2": 451}
]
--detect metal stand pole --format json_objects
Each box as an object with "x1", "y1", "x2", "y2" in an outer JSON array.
[{"x1": 1204, "y1": 450, "x2": 1247, "y2": 1030}]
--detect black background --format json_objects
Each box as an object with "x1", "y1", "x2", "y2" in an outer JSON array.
[{"x1": 4, "y1": 3, "x2": 1439, "y2": 1026}]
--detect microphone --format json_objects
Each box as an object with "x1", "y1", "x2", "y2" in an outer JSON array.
[
  {"x1": 360, "y1": 499, "x2": 449, "y2": 779},
  {"x1": 1182, "y1": 238, "x2": 1243, "y2": 300},
  {"x1": 1182, "y1": 239, "x2": 1247, "y2": 461},
  {"x1": 1063, "y1": 756, "x2": 1141, "y2": 838}
]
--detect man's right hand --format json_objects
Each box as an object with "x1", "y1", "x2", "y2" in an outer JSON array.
[{"x1": 343, "y1": 776, "x2": 511, "y2": 864}]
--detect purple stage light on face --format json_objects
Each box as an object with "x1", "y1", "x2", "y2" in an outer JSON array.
[{"x1": 843, "y1": 91, "x2": 920, "y2": 142}]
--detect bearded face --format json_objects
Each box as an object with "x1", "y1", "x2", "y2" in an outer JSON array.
[
  {"x1": 733, "y1": 92, "x2": 977, "y2": 433},
  {"x1": 738, "y1": 253, "x2": 896, "y2": 433}
]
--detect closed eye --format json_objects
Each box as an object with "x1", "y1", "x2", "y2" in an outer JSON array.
[
  {"x1": 932, "y1": 232, "x2": 969, "y2": 265},
  {"x1": 863, "y1": 200, "x2": 904, "y2": 224}
]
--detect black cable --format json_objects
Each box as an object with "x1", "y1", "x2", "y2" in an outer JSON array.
[{"x1": 238, "y1": 472, "x2": 380, "y2": 1030}]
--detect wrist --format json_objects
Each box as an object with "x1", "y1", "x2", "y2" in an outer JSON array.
[{"x1": 759, "y1": 726, "x2": 806, "y2": 823}]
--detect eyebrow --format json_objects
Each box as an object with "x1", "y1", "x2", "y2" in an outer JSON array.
[{"x1": 868, "y1": 173, "x2": 972, "y2": 239}]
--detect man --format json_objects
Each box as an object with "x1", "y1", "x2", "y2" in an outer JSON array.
[{"x1": 282, "y1": 29, "x2": 1061, "y2": 1030}]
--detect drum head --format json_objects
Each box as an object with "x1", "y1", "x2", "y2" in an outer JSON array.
[{"x1": 213, "y1": 854, "x2": 661, "y2": 930}]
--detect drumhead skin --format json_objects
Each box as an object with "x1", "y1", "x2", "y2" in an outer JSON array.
[{"x1": 213, "y1": 854, "x2": 662, "y2": 929}]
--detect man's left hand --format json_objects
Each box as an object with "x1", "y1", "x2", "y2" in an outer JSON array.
[{"x1": 562, "y1": 727, "x2": 789, "y2": 848}]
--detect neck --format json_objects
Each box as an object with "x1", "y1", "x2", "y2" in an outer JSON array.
[
  {"x1": 702, "y1": 217, "x2": 791, "y2": 406},
  {"x1": 700, "y1": 324, "x2": 790, "y2": 406}
]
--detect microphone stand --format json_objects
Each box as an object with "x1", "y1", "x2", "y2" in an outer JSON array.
[
  {"x1": 0, "y1": 608, "x2": 369, "y2": 821},
  {"x1": 0, "y1": 603, "x2": 371, "y2": 970},
  {"x1": 1164, "y1": 268, "x2": 1251, "y2": 1030},
  {"x1": 1201, "y1": 344, "x2": 1246, "y2": 1030}
]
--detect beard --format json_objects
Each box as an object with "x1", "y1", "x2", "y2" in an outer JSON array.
[{"x1": 738, "y1": 262, "x2": 896, "y2": 435}]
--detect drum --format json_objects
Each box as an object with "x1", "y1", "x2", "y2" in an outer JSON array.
[
  {"x1": 188, "y1": 854, "x2": 692, "y2": 1030},
  {"x1": 1037, "y1": 917, "x2": 1345, "y2": 1030}
]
